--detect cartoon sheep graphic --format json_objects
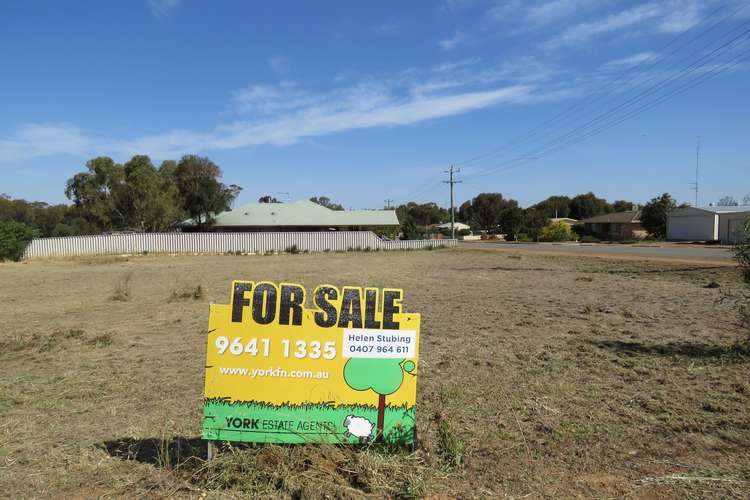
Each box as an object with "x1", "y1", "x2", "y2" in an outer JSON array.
[{"x1": 343, "y1": 415, "x2": 374, "y2": 442}]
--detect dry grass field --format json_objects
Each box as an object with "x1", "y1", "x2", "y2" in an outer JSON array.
[{"x1": 1, "y1": 248, "x2": 749, "y2": 498}]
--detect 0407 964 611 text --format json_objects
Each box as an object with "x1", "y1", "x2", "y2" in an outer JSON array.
[{"x1": 214, "y1": 336, "x2": 337, "y2": 360}]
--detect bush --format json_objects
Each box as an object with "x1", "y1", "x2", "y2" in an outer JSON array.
[
  {"x1": 538, "y1": 221, "x2": 574, "y2": 242},
  {"x1": 641, "y1": 193, "x2": 676, "y2": 238},
  {"x1": 642, "y1": 234, "x2": 663, "y2": 242},
  {"x1": 0, "y1": 221, "x2": 39, "y2": 262},
  {"x1": 733, "y1": 218, "x2": 750, "y2": 284},
  {"x1": 580, "y1": 235, "x2": 600, "y2": 243}
]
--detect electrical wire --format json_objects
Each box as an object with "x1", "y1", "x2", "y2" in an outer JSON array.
[
  {"x1": 452, "y1": 2, "x2": 742, "y2": 169},
  {"x1": 460, "y1": 26, "x2": 750, "y2": 182}
]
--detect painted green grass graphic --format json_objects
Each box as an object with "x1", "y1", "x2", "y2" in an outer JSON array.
[{"x1": 203, "y1": 398, "x2": 415, "y2": 444}]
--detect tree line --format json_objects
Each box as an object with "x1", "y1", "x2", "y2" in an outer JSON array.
[
  {"x1": 396, "y1": 192, "x2": 639, "y2": 240},
  {"x1": 1, "y1": 154, "x2": 241, "y2": 238},
  {"x1": 394, "y1": 191, "x2": 703, "y2": 240},
  {"x1": 2, "y1": 153, "x2": 745, "y2": 252}
]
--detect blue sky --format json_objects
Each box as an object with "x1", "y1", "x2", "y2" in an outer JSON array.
[{"x1": 1, "y1": 0, "x2": 748, "y2": 209}]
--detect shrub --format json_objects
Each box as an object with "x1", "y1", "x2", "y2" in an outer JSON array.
[
  {"x1": 285, "y1": 245, "x2": 300, "y2": 254},
  {"x1": 580, "y1": 235, "x2": 600, "y2": 243},
  {"x1": 538, "y1": 221, "x2": 574, "y2": 242},
  {"x1": 436, "y1": 418, "x2": 465, "y2": 469},
  {"x1": 0, "y1": 220, "x2": 39, "y2": 262},
  {"x1": 733, "y1": 218, "x2": 750, "y2": 284}
]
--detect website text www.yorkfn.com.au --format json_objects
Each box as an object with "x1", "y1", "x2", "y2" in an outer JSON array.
[{"x1": 219, "y1": 366, "x2": 329, "y2": 379}]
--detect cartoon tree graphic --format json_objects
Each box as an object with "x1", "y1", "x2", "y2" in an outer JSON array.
[{"x1": 343, "y1": 358, "x2": 416, "y2": 440}]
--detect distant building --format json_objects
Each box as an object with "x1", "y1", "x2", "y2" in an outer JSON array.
[
  {"x1": 667, "y1": 205, "x2": 750, "y2": 243},
  {"x1": 434, "y1": 222, "x2": 471, "y2": 232},
  {"x1": 425, "y1": 221, "x2": 472, "y2": 239},
  {"x1": 182, "y1": 200, "x2": 400, "y2": 233},
  {"x1": 580, "y1": 211, "x2": 646, "y2": 240}
]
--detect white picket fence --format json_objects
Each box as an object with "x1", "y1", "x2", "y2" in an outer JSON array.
[{"x1": 22, "y1": 231, "x2": 456, "y2": 259}]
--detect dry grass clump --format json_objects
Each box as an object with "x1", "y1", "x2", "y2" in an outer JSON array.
[
  {"x1": 111, "y1": 272, "x2": 133, "y2": 301},
  {"x1": 171, "y1": 284, "x2": 203, "y2": 301},
  {"x1": 0, "y1": 328, "x2": 114, "y2": 353},
  {"x1": 188, "y1": 443, "x2": 432, "y2": 498},
  {"x1": 80, "y1": 255, "x2": 131, "y2": 266}
]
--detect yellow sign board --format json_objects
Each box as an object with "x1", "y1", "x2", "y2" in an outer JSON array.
[{"x1": 202, "y1": 281, "x2": 420, "y2": 444}]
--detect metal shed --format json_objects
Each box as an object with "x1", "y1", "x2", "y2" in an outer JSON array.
[{"x1": 667, "y1": 206, "x2": 750, "y2": 242}]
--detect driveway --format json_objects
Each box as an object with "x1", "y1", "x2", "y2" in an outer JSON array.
[{"x1": 460, "y1": 241, "x2": 735, "y2": 264}]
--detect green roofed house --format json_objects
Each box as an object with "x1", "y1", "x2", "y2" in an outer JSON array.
[{"x1": 183, "y1": 200, "x2": 400, "y2": 234}]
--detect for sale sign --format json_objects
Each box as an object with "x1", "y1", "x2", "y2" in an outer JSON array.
[{"x1": 202, "y1": 281, "x2": 421, "y2": 444}]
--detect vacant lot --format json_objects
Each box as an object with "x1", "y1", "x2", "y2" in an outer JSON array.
[{"x1": 1, "y1": 249, "x2": 749, "y2": 498}]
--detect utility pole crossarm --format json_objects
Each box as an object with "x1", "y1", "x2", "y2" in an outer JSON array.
[{"x1": 443, "y1": 165, "x2": 462, "y2": 240}]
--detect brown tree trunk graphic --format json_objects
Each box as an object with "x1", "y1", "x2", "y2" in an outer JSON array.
[{"x1": 376, "y1": 393, "x2": 386, "y2": 441}]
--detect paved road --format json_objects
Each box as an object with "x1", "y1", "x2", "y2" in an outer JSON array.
[{"x1": 460, "y1": 241, "x2": 735, "y2": 263}]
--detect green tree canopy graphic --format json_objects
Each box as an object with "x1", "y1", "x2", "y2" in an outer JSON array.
[{"x1": 344, "y1": 358, "x2": 415, "y2": 440}]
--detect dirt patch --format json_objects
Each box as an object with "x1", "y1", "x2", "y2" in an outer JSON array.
[{"x1": 1, "y1": 249, "x2": 748, "y2": 497}]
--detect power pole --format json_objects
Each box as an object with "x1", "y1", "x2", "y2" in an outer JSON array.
[
  {"x1": 443, "y1": 165, "x2": 462, "y2": 239},
  {"x1": 384, "y1": 198, "x2": 394, "y2": 209},
  {"x1": 689, "y1": 136, "x2": 700, "y2": 207}
]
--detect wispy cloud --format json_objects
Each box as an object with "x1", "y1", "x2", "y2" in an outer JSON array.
[
  {"x1": 525, "y1": 0, "x2": 606, "y2": 25},
  {"x1": 486, "y1": 0, "x2": 605, "y2": 27},
  {"x1": 543, "y1": 1, "x2": 721, "y2": 49},
  {"x1": 0, "y1": 123, "x2": 93, "y2": 162},
  {"x1": 438, "y1": 31, "x2": 466, "y2": 50},
  {"x1": 202, "y1": 85, "x2": 532, "y2": 155},
  {"x1": 658, "y1": 3, "x2": 704, "y2": 33},
  {"x1": 148, "y1": 0, "x2": 181, "y2": 19},
  {"x1": 431, "y1": 58, "x2": 482, "y2": 73},
  {"x1": 545, "y1": 3, "x2": 663, "y2": 48},
  {"x1": 602, "y1": 51, "x2": 658, "y2": 69},
  {"x1": 438, "y1": 0, "x2": 478, "y2": 14},
  {"x1": 232, "y1": 82, "x2": 317, "y2": 114},
  {"x1": 0, "y1": 62, "x2": 542, "y2": 162}
]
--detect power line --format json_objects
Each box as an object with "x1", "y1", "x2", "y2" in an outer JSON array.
[
  {"x1": 459, "y1": 27, "x2": 750, "y2": 183},
  {"x1": 463, "y1": 22, "x2": 750, "y2": 180},
  {"x1": 459, "y1": 47, "x2": 750, "y2": 188},
  {"x1": 396, "y1": 8, "x2": 750, "y2": 204},
  {"x1": 398, "y1": 178, "x2": 445, "y2": 204},
  {"x1": 452, "y1": 2, "x2": 741, "y2": 170}
]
